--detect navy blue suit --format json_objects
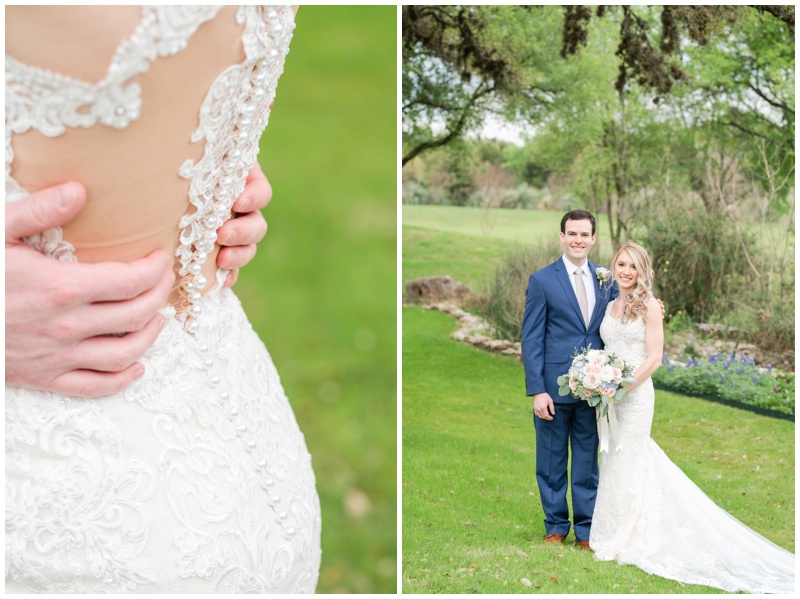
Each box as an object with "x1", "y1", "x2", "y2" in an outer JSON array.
[{"x1": 521, "y1": 257, "x2": 617, "y2": 541}]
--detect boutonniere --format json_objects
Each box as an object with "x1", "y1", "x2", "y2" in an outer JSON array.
[{"x1": 596, "y1": 267, "x2": 611, "y2": 289}]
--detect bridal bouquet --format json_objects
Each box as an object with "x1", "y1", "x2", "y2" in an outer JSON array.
[{"x1": 556, "y1": 346, "x2": 634, "y2": 416}]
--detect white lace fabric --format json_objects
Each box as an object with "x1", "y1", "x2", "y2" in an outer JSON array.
[
  {"x1": 6, "y1": 6, "x2": 322, "y2": 593},
  {"x1": 590, "y1": 300, "x2": 794, "y2": 593},
  {"x1": 6, "y1": 5, "x2": 291, "y2": 327}
]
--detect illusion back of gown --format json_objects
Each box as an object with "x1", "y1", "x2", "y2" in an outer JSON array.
[
  {"x1": 590, "y1": 300, "x2": 794, "y2": 594},
  {"x1": 5, "y1": 6, "x2": 322, "y2": 593},
  {"x1": 6, "y1": 5, "x2": 287, "y2": 313}
]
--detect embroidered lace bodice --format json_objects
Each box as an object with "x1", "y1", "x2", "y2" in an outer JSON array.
[
  {"x1": 599, "y1": 301, "x2": 649, "y2": 371},
  {"x1": 590, "y1": 300, "x2": 794, "y2": 593},
  {"x1": 6, "y1": 5, "x2": 293, "y2": 328},
  {"x1": 598, "y1": 300, "x2": 654, "y2": 438},
  {"x1": 6, "y1": 6, "x2": 322, "y2": 593}
]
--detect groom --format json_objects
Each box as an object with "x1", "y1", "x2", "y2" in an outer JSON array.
[{"x1": 521, "y1": 209, "x2": 617, "y2": 550}]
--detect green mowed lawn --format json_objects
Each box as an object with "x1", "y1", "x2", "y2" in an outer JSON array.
[
  {"x1": 402, "y1": 205, "x2": 616, "y2": 246},
  {"x1": 236, "y1": 7, "x2": 396, "y2": 593},
  {"x1": 403, "y1": 227, "x2": 516, "y2": 293},
  {"x1": 402, "y1": 307, "x2": 795, "y2": 594},
  {"x1": 402, "y1": 204, "x2": 793, "y2": 247}
]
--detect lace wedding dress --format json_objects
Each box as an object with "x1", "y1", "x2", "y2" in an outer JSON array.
[
  {"x1": 590, "y1": 300, "x2": 794, "y2": 593},
  {"x1": 5, "y1": 6, "x2": 322, "y2": 593}
]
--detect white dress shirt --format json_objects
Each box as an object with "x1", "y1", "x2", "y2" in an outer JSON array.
[{"x1": 562, "y1": 254, "x2": 596, "y2": 323}]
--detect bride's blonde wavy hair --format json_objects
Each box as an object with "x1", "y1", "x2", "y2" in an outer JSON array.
[{"x1": 612, "y1": 242, "x2": 654, "y2": 323}]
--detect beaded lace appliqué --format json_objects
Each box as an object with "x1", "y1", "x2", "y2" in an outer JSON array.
[
  {"x1": 5, "y1": 5, "x2": 294, "y2": 334},
  {"x1": 175, "y1": 6, "x2": 293, "y2": 332}
]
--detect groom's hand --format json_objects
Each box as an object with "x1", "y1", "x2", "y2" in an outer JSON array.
[
  {"x1": 5, "y1": 183, "x2": 173, "y2": 398},
  {"x1": 216, "y1": 162, "x2": 271, "y2": 288},
  {"x1": 533, "y1": 392, "x2": 556, "y2": 420}
]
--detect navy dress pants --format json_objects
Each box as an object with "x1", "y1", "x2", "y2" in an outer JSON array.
[{"x1": 533, "y1": 399, "x2": 599, "y2": 542}]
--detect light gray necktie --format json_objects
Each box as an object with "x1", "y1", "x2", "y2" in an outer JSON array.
[{"x1": 574, "y1": 267, "x2": 589, "y2": 327}]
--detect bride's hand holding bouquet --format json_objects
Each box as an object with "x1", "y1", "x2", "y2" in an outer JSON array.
[{"x1": 557, "y1": 346, "x2": 635, "y2": 452}]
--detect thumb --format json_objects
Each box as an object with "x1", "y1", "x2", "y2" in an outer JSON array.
[{"x1": 6, "y1": 182, "x2": 86, "y2": 240}]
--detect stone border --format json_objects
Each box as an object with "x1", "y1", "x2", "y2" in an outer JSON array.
[{"x1": 406, "y1": 300, "x2": 521, "y2": 358}]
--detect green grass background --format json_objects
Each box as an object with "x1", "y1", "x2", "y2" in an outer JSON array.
[
  {"x1": 402, "y1": 205, "x2": 795, "y2": 593},
  {"x1": 236, "y1": 7, "x2": 396, "y2": 594}
]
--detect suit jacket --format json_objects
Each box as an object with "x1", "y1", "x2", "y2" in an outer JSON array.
[{"x1": 521, "y1": 258, "x2": 618, "y2": 400}]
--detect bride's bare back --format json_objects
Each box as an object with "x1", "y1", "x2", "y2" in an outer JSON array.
[{"x1": 7, "y1": 6, "x2": 249, "y2": 307}]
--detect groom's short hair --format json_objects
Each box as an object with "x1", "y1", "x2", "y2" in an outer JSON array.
[{"x1": 561, "y1": 210, "x2": 596, "y2": 235}]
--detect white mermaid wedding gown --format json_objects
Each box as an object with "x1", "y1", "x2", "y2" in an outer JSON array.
[
  {"x1": 5, "y1": 6, "x2": 321, "y2": 593},
  {"x1": 590, "y1": 300, "x2": 794, "y2": 593}
]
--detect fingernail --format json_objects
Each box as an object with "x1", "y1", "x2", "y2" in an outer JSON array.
[
  {"x1": 133, "y1": 364, "x2": 145, "y2": 379},
  {"x1": 158, "y1": 315, "x2": 167, "y2": 331},
  {"x1": 239, "y1": 197, "x2": 252, "y2": 212},
  {"x1": 57, "y1": 183, "x2": 78, "y2": 210},
  {"x1": 226, "y1": 230, "x2": 238, "y2": 245}
]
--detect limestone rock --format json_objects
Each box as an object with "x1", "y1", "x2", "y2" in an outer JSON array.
[{"x1": 405, "y1": 276, "x2": 471, "y2": 301}]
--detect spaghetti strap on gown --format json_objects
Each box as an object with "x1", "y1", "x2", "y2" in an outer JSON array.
[
  {"x1": 5, "y1": 6, "x2": 321, "y2": 593},
  {"x1": 590, "y1": 300, "x2": 794, "y2": 593}
]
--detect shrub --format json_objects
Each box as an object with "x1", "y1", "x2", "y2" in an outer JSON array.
[
  {"x1": 718, "y1": 275, "x2": 795, "y2": 356},
  {"x1": 482, "y1": 241, "x2": 563, "y2": 341},
  {"x1": 652, "y1": 352, "x2": 794, "y2": 415},
  {"x1": 498, "y1": 184, "x2": 542, "y2": 210},
  {"x1": 644, "y1": 204, "x2": 754, "y2": 322},
  {"x1": 402, "y1": 179, "x2": 431, "y2": 205}
]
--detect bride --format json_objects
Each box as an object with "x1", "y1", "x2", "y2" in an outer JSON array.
[
  {"x1": 5, "y1": 5, "x2": 321, "y2": 593},
  {"x1": 590, "y1": 242, "x2": 794, "y2": 593}
]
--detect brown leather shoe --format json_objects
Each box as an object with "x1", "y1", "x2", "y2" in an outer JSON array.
[
  {"x1": 575, "y1": 540, "x2": 591, "y2": 551},
  {"x1": 544, "y1": 533, "x2": 566, "y2": 543}
]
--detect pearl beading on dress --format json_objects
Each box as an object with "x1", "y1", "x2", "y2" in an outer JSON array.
[
  {"x1": 175, "y1": 6, "x2": 294, "y2": 333},
  {"x1": 4, "y1": 6, "x2": 295, "y2": 335},
  {"x1": 195, "y1": 330, "x2": 301, "y2": 542}
]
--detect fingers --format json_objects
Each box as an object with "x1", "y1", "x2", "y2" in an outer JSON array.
[
  {"x1": 223, "y1": 268, "x2": 239, "y2": 288},
  {"x1": 217, "y1": 209, "x2": 268, "y2": 248},
  {"x1": 77, "y1": 268, "x2": 174, "y2": 337},
  {"x1": 217, "y1": 243, "x2": 257, "y2": 270},
  {"x1": 6, "y1": 182, "x2": 87, "y2": 240},
  {"x1": 75, "y1": 250, "x2": 172, "y2": 304},
  {"x1": 50, "y1": 363, "x2": 147, "y2": 399},
  {"x1": 69, "y1": 312, "x2": 168, "y2": 373},
  {"x1": 534, "y1": 400, "x2": 555, "y2": 420},
  {"x1": 232, "y1": 161, "x2": 272, "y2": 213}
]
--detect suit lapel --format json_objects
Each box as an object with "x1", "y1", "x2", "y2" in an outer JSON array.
[{"x1": 555, "y1": 259, "x2": 586, "y2": 329}]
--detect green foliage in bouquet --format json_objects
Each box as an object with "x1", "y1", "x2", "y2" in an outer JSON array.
[{"x1": 556, "y1": 346, "x2": 635, "y2": 416}]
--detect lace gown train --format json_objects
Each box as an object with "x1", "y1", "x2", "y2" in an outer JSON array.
[
  {"x1": 590, "y1": 300, "x2": 794, "y2": 594},
  {"x1": 5, "y1": 6, "x2": 321, "y2": 593}
]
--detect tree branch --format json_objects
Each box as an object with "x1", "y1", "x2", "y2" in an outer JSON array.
[
  {"x1": 402, "y1": 84, "x2": 495, "y2": 165},
  {"x1": 749, "y1": 5, "x2": 795, "y2": 34},
  {"x1": 745, "y1": 82, "x2": 795, "y2": 115}
]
